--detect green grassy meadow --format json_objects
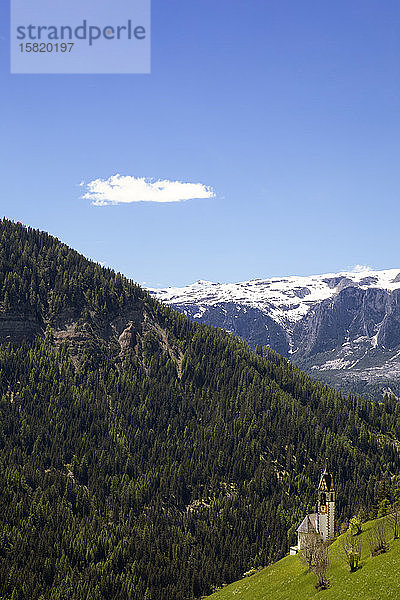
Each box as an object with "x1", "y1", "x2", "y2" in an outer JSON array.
[{"x1": 205, "y1": 518, "x2": 400, "y2": 600}]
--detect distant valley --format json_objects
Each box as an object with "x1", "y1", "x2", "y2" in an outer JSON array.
[{"x1": 150, "y1": 269, "x2": 400, "y2": 398}]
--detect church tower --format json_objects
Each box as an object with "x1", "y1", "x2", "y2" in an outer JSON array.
[{"x1": 317, "y1": 463, "x2": 335, "y2": 541}]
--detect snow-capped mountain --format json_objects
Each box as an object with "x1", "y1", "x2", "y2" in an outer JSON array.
[{"x1": 149, "y1": 269, "x2": 400, "y2": 398}]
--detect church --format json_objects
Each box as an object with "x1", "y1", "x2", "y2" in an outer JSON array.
[{"x1": 290, "y1": 464, "x2": 335, "y2": 555}]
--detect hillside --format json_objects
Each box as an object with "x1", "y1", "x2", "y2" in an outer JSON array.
[
  {"x1": 150, "y1": 271, "x2": 400, "y2": 399},
  {"x1": 0, "y1": 219, "x2": 400, "y2": 600},
  {"x1": 205, "y1": 517, "x2": 400, "y2": 600}
]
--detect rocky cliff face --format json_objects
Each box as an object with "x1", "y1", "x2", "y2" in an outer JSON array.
[
  {"x1": 0, "y1": 301, "x2": 181, "y2": 374},
  {"x1": 291, "y1": 287, "x2": 400, "y2": 396},
  {"x1": 292, "y1": 286, "x2": 397, "y2": 357},
  {"x1": 150, "y1": 270, "x2": 400, "y2": 398},
  {"x1": 175, "y1": 301, "x2": 290, "y2": 357},
  {"x1": 0, "y1": 311, "x2": 43, "y2": 344}
]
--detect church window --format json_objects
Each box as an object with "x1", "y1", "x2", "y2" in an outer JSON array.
[{"x1": 320, "y1": 492, "x2": 326, "y2": 505}]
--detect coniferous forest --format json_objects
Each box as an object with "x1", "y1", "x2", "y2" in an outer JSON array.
[{"x1": 0, "y1": 218, "x2": 399, "y2": 599}]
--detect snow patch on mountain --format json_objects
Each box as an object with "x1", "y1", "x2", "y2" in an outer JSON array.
[{"x1": 149, "y1": 269, "x2": 400, "y2": 328}]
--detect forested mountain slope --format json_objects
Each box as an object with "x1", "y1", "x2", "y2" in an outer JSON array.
[{"x1": 0, "y1": 218, "x2": 400, "y2": 600}]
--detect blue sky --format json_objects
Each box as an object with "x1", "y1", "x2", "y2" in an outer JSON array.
[{"x1": 1, "y1": 0, "x2": 400, "y2": 287}]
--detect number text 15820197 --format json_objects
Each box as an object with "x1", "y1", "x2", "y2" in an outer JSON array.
[{"x1": 19, "y1": 42, "x2": 74, "y2": 53}]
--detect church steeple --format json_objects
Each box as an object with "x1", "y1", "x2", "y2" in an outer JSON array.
[
  {"x1": 290, "y1": 462, "x2": 336, "y2": 555},
  {"x1": 317, "y1": 461, "x2": 335, "y2": 540}
]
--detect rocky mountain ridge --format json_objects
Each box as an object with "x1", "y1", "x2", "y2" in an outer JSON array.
[{"x1": 150, "y1": 269, "x2": 400, "y2": 397}]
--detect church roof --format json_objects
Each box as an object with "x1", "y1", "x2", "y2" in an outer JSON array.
[
  {"x1": 296, "y1": 513, "x2": 318, "y2": 534},
  {"x1": 318, "y1": 469, "x2": 334, "y2": 492}
]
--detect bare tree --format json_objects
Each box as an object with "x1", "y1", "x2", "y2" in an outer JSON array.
[
  {"x1": 299, "y1": 533, "x2": 321, "y2": 570},
  {"x1": 299, "y1": 533, "x2": 330, "y2": 589},
  {"x1": 312, "y1": 541, "x2": 330, "y2": 590},
  {"x1": 387, "y1": 504, "x2": 400, "y2": 540},
  {"x1": 368, "y1": 520, "x2": 389, "y2": 556},
  {"x1": 340, "y1": 532, "x2": 362, "y2": 572}
]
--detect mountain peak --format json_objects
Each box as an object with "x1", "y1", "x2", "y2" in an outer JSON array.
[
  {"x1": 150, "y1": 268, "x2": 400, "y2": 327},
  {"x1": 149, "y1": 268, "x2": 400, "y2": 398}
]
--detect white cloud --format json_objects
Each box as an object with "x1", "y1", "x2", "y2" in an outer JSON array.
[
  {"x1": 81, "y1": 174, "x2": 215, "y2": 206},
  {"x1": 352, "y1": 264, "x2": 372, "y2": 273}
]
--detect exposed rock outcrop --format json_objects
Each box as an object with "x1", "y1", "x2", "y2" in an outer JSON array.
[{"x1": 0, "y1": 311, "x2": 43, "y2": 344}]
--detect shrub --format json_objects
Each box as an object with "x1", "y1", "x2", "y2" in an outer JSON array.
[
  {"x1": 349, "y1": 515, "x2": 362, "y2": 536},
  {"x1": 368, "y1": 520, "x2": 389, "y2": 556},
  {"x1": 340, "y1": 532, "x2": 361, "y2": 572}
]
